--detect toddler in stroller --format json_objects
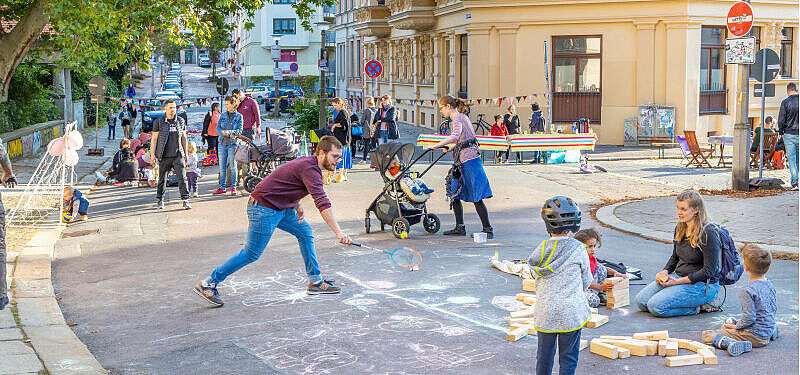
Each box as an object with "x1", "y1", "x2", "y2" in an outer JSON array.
[{"x1": 236, "y1": 127, "x2": 301, "y2": 192}]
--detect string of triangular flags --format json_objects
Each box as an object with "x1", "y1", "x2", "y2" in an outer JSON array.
[{"x1": 344, "y1": 93, "x2": 549, "y2": 109}]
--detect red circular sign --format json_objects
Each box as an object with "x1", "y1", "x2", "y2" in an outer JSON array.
[
  {"x1": 727, "y1": 2, "x2": 754, "y2": 37},
  {"x1": 365, "y1": 60, "x2": 383, "y2": 79}
]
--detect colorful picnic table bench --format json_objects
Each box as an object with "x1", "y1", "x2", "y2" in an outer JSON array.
[{"x1": 416, "y1": 133, "x2": 598, "y2": 152}]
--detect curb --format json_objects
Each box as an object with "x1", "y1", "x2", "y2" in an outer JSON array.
[
  {"x1": 595, "y1": 201, "x2": 799, "y2": 259},
  {"x1": 10, "y1": 227, "x2": 107, "y2": 374}
]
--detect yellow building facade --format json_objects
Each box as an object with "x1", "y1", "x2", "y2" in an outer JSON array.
[{"x1": 343, "y1": 0, "x2": 798, "y2": 144}]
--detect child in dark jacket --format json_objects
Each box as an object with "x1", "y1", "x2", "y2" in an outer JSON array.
[{"x1": 62, "y1": 186, "x2": 90, "y2": 223}]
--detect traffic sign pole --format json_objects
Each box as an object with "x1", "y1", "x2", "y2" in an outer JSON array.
[
  {"x1": 729, "y1": 1, "x2": 754, "y2": 191},
  {"x1": 758, "y1": 52, "x2": 768, "y2": 178}
]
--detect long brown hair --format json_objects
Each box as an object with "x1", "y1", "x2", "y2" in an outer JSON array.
[
  {"x1": 438, "y1": 95, "x2": 471, "y2": 114},
  {"x1": 332, "y1": 97, "x2": 351, "y2": 117},
  {"x1": 674, "y1": 189, "x2": 709, "y2": 247}
]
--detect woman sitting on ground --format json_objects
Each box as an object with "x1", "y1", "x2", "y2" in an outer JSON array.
[
  {"x1": 105, "y1": 138, "x2": 139, "y2": 183},
  {"x1": 635, "y1": 189, "x2": 721, "y2": 317}
]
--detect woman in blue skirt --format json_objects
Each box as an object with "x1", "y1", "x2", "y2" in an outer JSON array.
[
  {"x1": 428, "y1": 95, "x2": 494, "y2": 238},
  {"x1": 331, "y1": 97, "x2": 353, "y2": 182}
]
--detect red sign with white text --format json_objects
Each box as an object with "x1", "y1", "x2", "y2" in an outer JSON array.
[{"x1": 727, "y1": 2, "x2": 754, "y2": 37}]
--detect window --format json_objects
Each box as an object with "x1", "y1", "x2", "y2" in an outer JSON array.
[
  {"x1": 553, "y1": 36, "x2": 601, "y2": 92},
  {"x1": 700, "y1": 26, "x2": 727, "y2": 114},
  {"x1": 459, "y1": 35, "x2": 468, "y2": 98},
  {"x1": 273, "y1": 18, "x2": 296, "y2": 35},
  {"x1": 747, "y1": 26, "x2": 761, "y2": 77},
  {"x1": 781, "y1": 28, "x2": 793, "y2": 77},
  {"x1": 356, "y1": 39, "x2": 362, "y2": 79}
]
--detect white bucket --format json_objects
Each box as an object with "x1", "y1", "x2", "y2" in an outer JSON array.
[{"x1": 473, "y1": 232, "x2": 487, "y2": 243}]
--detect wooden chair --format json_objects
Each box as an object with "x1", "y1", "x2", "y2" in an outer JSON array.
[
  {"x1": 749, "y1": 132, "x2": 779, "y2": 169},
  {"x1": 683, "y1": 131, "x2": 714, "y2": 168}
]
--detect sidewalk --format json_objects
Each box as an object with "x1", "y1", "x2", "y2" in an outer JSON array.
[{"x1": 595, "y1": 191, "x2": 799, "y2": 256}]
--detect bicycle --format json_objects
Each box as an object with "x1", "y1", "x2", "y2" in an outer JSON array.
[
  {"x1": 472, "y1": 113, "x2": 492, "y2": 136},
  {"x1": 437, "y1": 118, "x2": 451, "y2": 135}
]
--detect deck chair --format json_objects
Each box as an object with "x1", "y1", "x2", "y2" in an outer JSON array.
[
  {"x1": 675, "y1": 135, "x2": 692, "y2": 162},
  {"x1": 749, "y1": 132, "x2": 779, "y2": 169},
  {"x1": 683, "y1": 131, "x2": 714, "y2": 168}
]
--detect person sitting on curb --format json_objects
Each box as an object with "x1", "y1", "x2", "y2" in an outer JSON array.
[
  {"x1": 573, "y1": 228, "x2": 627, "y2": 308},
  {"x1": 635, "y1": 189, "x2": 721, "y2": 317},
  {"x1": 0, "y1": 137, "x2": 17, "y2": 310},
  {"x1": 701, "y1": 244, "x2": 778, "y2": 356},
  {"x1": 193, "y1": 136, "x2": 352, "y2": 307},
  {"x1": 62, "y1": 186, "x2": 90, "y2": 223},
  {"x1": 105, "y1": 139, "x2": 138, "y2": 184}
]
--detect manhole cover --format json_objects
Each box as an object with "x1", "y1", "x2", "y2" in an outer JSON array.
[{"x1": 61, "y1": 229, "x2": 100, "y2": 238}]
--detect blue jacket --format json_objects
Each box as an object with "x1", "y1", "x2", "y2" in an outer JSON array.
[
  {"x1": 66, "y1": 189, "x2": 90, "y2": 215},
  {"x1": 217, "y1": 111, "x2": 243, "y2": 144}
]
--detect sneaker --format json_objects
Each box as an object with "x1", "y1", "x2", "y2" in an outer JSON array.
[
  {"x1": 80, "y1": 215, "x2": 88, "y2": 221},
  {"x1": 193, "y1": 281, "x2": 224, "y2": 306},
  {"x1": 183, "y1": 200, "x2": 192, "y2": 210},
  {"x1": 157, "y1": 200, "x2": 165, "y2": 209},
  {"x1": 712, "y1": 334, "x2": 752, "y2": 356},
  {"x1": 230, "y1": 187, "x2": 238, "y2": 196},
  {"x1": 192, "y1": 191, "x2": 199, "y2": 198},
  {"x1": 792, "y1": 184, "x2": 799, "y2": 191},
  {"x1": 212, "y1": 187, "x2": 226, "y2": 195},
  {"x1": 482, "y1": 226, "x2": 494, "y2": 240},
  {"x1": 307, "y1": 280, "x2": 341, "y2": 295}
]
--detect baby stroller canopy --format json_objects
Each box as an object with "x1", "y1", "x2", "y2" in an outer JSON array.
[{"x1": 372, "y1": 143, "x2": 417, "y2": 175}]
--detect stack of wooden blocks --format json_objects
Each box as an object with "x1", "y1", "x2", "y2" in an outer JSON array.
[
  {"x1": 606, "y1": 276, "x2": 629, "y2": 309},
  {"x1": 505, "y1": 293, "x2": 537, "y2": 341},
  {"x1": 589, "y1": 330, "x2": 717, "y2": 367}
]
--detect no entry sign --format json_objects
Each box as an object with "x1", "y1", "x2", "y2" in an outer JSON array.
[
  {"x1": 365, "y1": 60, "x2": 383, "y2": 79},
  {"x1": 727, "y1": 2, "x2": 754, "y2": 37}
]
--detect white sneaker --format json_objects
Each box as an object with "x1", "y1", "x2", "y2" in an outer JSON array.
[{"x1": 192, "y1": 192, "x2": 199, "y2": 198}]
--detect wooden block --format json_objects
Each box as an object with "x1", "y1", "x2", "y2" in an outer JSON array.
[
  {"x1": 510, "y1": 323, "x2": 528, "y2": 330},
  {"x1": 585, "y1": 314, "x2": 609, "y2": 328},
  {"x1": 627, "y1": 339, "x2": 658, "y2": 355},
  {"x1": 527, "y1": 326, "x2": 538, "y2": 336},
  {"x1": 674, "y1": 338, "x2": 693, "y2": 349},
  {"x1": 685, "y1": 340, "x2": 715, "y2": 353},
  {"x1": 590, "y1": 307, "x2": 599, "y2": 314},
  {"x1": 616, "y1": 347, "x2": 631, "y2": 359},
  {"x1": 590, "y1": 340, "x2": 619, "y2": 359},
  {"x1": 633, "y1": 330, "x2": 669, "y2": 341},
  {"x1": 665, "y1": 354, "x2": 704, "y2": 367},
  {"x1": 656, "y1": 273, "x2": 669, "y2": 283},
  {"x1": 510, "y1": 309, "x2": 535, "y2": 318},
  {"x1": 580, "y1": 339, "x2": 588, "y2": 351},
  {"x1": 516, "y1": 293, "x2": 536, "y2": 302},
  {"x1": 665, "y1": 340, "x2": 679, "y2": 356},
  {"x1": 606, "y1": 300, "x2": 630, "y2": 309},
  {"x1": 509, "y1": 317, "x2": 535, "y2": 326},
  {"x1": 523, "y1": 296, "x2": 537, "y2": 305},
  {"x1": 609, "y1": 277, "x2": 630, "y2": 289},
  {"x1": 597, "y1": 339, "x2": 647, "y2": 357},
  {"x1": 522, "y1": 279, "x2": 536, "y2": 292},
  {"x1": 658, "y1": 340, "x2": 668, "y2": 356},
  {"x1": 505, "y1": 326, "x2": 528, "y2": 341},
  {"x1": 599, "y1": 335, "x2": 631, "y2": 340},
  {"x1": 697, "y1": 348, "x2": 717, "y2": 365}
]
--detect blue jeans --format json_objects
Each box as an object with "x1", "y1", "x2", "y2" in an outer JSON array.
[
  {"x1": 210, "y1": 203, "x2": 321, "y2": 284},
  {"x1": 107, "y1": 124, "x2": 115, "y2": 139},
  {"x1": 377, "y1": 129, "x2": 388, "y2": 144},
  {"x1": 536, "y1": 329, "x2": 581, "y2": 375},
  {"x1": 218, "y1": 142, "x2": 238, "y2": 190},
  {"x1": 783, "y1": 133, "x2": 799, "y2": 186},
  {"x1": 635, "y1": 274, "x2": 719, "y2": 317}
]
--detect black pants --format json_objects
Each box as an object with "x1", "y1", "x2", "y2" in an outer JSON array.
[
  {"x1": 362, "y1": 137, "x2": 373, "y2": 161},
  {"x1": 452, "y1": 199, "x2": 491, "y2": 228},
  {"x1": 206, "y1": 135, "x2": 218, "y2": 155},
  {"x1": 156, "y1": 156, "x2": 189, "y2": 201}
]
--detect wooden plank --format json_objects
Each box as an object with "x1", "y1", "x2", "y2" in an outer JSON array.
[
  {"x1": 516, "y1": 293, "x2": 536, "y2": 302},
  {"x1": 590, "y1": 307, "x2": 599, "y2": 314},
  {"x1": 596, "y1": 339, "x2": 647, "y2": 357},
  {"x1": 665, "y1": 354, "x2": 704, "y2": 367},
  {"x1": 633, "y1": 330, "x2": 669, "y2": 341},
  {"x1": 585, "y1": 314, "x2": 609, "y2": 328},
  {"x1": 685, "y1": 340, "x2": 715, "y2": 353},
  {"x1": 580, "y1": 339, "x2": 588, "y2": 351},
  {"x1": 616, "y1": 346, "x2": 631, "y2": 359},
  {"x1": 599, "y1": 336, "x2": 631, "y2": 340},
  {"x1": 590, "y1": 340, "x2": 619, "y2": 359},
  {"x1": 509, "y1": 317, "x2": 535, "y2": 326},
  {"x1": 665, "y1": 340, "x2": 679, "y2": 356},
  {"x1": 627, "y1": 339, "x2": 658, "y2": 355},
  {"x1": 505, "y1": 326, "x2": 528, "y2": 342},
  {"x1": 697, "y1": 348, "x2": 717, "y2": 365},
  {"x1": 510, "y1": 309, "x2": 535, "y2": 318},
  {"x1": 658, "y1": 340, "x2": 668, "y2": 356},
  {"x1": 606, "y1": 300, "x2": 630, "y2": 309},
  {"x1": 523, "y1": 296, "x2": 537, "y2": 305},
  {"x1": 656, "y1": 273, "x2": 670, "y2": 283},
  {"x1": 674, "y1": 338, "x2": 693, "y2": 349},
  {"x1": 527, "y1": 326, "x2": 538, "y2": 336},
  {"x1": 522, "y1": 279, "x2": 536, "y2": 292}
]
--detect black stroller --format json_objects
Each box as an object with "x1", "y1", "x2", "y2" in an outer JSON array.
[
  {"x1": 239, "y1": 127, "x2": 301, "y2": 193},
  {"x1": 366, "y1": 143, "x2": 448, "y2": 238}
]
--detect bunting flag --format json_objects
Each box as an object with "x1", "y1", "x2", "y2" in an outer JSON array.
[
  {"x1": 516, "y1": 96, "x2": 522, "y2": 103},
  {"x1": 498, "y1": 97, "x2": 504, "y2": 107}
]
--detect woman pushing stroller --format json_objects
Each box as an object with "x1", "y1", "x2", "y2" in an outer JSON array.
[{"x1": 427, "y1": 95, "x2": 494, "y2": 239}]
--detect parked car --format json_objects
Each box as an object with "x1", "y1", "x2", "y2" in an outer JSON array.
[
  {"x1": 199, "y1": 57, "x2": 211, "y2": 67},
  {"x1": 142, "y1": 95, "x2": 188, "y2": 132},
  {"x1": 146, "y1": 91, "x2": 181, "y2": 107},
  {"x1": 264, "y1": 89, "x2": 300, "y2": 112},
  {"x1": 245, "y1": 85, "x2": 272, "y2": 99},
  {"x1": 162, "y1": 82, "x2": 183, "y2": 98},
  {"x1": 280, "y1": 86, "x2": 305, "y2": 98}
]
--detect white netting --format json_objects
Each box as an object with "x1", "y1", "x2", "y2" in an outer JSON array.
[{"x1": 6, "y1": 122, "x2": 79, "y2": 229}]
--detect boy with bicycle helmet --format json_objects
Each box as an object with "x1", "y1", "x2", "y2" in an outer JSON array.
[{"x1": 528, "y1": 196, "x2": 592, "y2": 375}]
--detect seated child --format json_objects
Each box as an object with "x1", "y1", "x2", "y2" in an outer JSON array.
[
  {"x1": 385, "y1": 157, "x2": 434, "y2": 195},
  {"x1": 701, "y1": 244, "x2": 778, "y2": 356},
  {"x1": 186, "y1": 141, "x2": 201, "y2": 197},
  {"x1": 105, "y1": 138, "x2": 138, "y2": 183},
  {"x1": 573, "y1": 228, "x2": 627, "y2": 307},
  {"x1": 529, "y1": 196, "x2": 592, "y2": 375},
  {"x1": 62, "y1": 186, "x2": 90, "y2": 223}
]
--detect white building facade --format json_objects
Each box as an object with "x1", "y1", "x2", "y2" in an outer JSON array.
[{"x1": 332, "y1": 0, "x2": 365, "y2": 111}]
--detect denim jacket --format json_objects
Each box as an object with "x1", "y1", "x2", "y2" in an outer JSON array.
[{"x1": 217, "y1": 111, "x2": 243, "y2": 145}]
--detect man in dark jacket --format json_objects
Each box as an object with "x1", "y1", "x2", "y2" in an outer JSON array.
[
  {"x1": 778, "y1": 82, "x2": 798, "y2": 189},
  {"x1": 529, "y1": 103, "x2": 547, "y2": 163},
  {"x1": 150, "y1": 100, "x2": 191, "y2": 209}
]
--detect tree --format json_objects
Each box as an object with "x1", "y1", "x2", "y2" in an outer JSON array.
[{"x1": 0, "y1": 0, "x2": 334, "y2": 102}]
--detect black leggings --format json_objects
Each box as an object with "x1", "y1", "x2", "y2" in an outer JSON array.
[
  {"x1": 206, "y1": 136, "x2": 218, "y2": 155},
  {"x1": 452, "y1": 199, "x2": 491, "y2": 228}
]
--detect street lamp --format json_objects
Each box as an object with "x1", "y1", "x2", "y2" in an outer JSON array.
[
  {"x1": 270, "y1": 34, "x2": 283, "y2": 118},
  {"x1": 315, "y1": 20, "x2": 331, "y2": 130}
]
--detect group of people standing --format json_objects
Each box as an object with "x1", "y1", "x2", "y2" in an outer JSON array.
[{"x1": 106, "y1": 101, "x2": 137, "y2": 140}]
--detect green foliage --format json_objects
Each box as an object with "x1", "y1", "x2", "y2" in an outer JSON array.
[
  {"x1": 0, "y1": 61, "x2": 60, "y2": 133},
  {"x1": 290, "y1": 95, "x2": 328, "y2": 135}
]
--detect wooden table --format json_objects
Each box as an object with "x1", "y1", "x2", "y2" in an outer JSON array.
[
  {"x1": 707, "y1": 135, "x2": 733, "y2": 167},
  {"x1": 651, "y1": 142, "x2": 679, "y2": 159}
]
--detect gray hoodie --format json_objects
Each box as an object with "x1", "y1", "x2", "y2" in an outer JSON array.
[{"x1": 528, "y1": 236, "x2": 593, "y2": 333}]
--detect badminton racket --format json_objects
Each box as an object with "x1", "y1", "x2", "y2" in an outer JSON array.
[{"x1": 350, "y1": 242, "x2": 422, "y2": 269}]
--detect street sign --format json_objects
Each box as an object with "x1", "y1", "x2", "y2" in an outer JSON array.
[
  {"x1": 273, "y1": 67, "x2": 283, "y2": 81},
  {"x1": 233, "y1": 65, "x2": 242, "y2": 74},
  {"x1": 271, "y1": 44, "x2": 281, "y2": 61},
  {"x1": 289, "y1": 62, "x2": 299, "y2": 72},
  {"x1": 365, "y1": 60, "x2": 383, "y2": 79},
  {"x1": 754, "y1": 83, "x2": 775, "y2": 98},
  {"x1": 725, "y1": 37, "x2": 755, "y2": 64},
  {"x1": 216, "y1": 77, "x2": 229, "y2": 95},
  {"x1": 88, "y1": 76, "x2": 107, "y2": 96},
  {"x1": 751, "y1": 48, "x2": 781, "y2": 83},
  {"x1": 90, "y1": 96, "x2": 105, "y2": 104},
  {"x1": 318, "y1": 59, "x2": 328, "y2": 72},
  {"x1": 727, "y1": 2, "x2": 754, "y2": 37}
]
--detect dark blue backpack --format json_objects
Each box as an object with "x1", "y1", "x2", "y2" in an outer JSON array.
[{"x1": 708, "y1": 224, "x2": 744, "y2": 286}]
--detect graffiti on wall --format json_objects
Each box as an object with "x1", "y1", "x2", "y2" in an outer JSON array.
[{"x1": 5, "y1": 123, "x2": 63, "y2": 160}]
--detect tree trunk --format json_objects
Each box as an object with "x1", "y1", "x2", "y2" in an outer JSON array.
[{"x1": 0, "y1": 0, "x2": 50, "y2": 103}]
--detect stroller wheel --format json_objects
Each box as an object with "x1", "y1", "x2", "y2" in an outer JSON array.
[
  {"x1": 391, "y1": 217, "x2": 410, "y2": 239},
  {"x1": 244, "y1": 176, "x2": 261, "y2": 193},
  {"x1": 365, "y1": 216, "x2": 371, "y2": 234},
  {"x1": 423, "y1": 213, "x2": 441, "y2": 234}
]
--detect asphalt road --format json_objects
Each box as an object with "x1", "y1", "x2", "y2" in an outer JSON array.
[{"x1": 50, "y1": 65, "x2": 799, "y2": 375}]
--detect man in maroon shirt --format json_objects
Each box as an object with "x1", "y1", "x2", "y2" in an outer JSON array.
[
  {"x1": 194, "y1": 136, "x2": 351, "y2": 306},
  {"x1": 233, "y1": 88, "x2": 261, "y2": 142}
]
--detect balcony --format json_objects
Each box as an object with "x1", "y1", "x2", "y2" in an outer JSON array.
[
  {"x1": 386, "y1": 0, "x2": 436, "y2": 31},
  {"x1": 353, "y1": 0, "x2": 391, "y2": 38},
  {"x1": 699, "y1": 90, "x2": 727, "y2": 115},
  {"x1": 324, "y1": 31, "x2": 335, "y2": 46}
]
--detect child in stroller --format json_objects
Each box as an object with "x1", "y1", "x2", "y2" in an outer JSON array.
[{"x1": 385, "y1": 157, "x2": 435, "y2": 202}]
